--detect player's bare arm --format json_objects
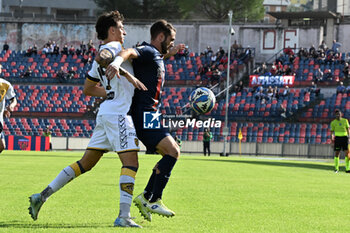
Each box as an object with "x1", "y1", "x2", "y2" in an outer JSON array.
[
  {"x1": 164, "y1": 43, "x2": 186, "y2": 59},
  {"x1": 83, "y1": 79, "x2": 107, "y2": 98},
  {"x1": 105, "y1": 48, "x2": 138, "y2": 80},
  {"x1": 4, "y1": 97, "x2": 17, "y2": 118}
]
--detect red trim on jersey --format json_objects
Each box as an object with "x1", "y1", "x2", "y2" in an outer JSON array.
[{"x1": 152, "y1": 76, "x2": 162, "y2": 110}]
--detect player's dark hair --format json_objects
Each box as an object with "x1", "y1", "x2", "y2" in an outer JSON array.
[
  {"x1": 95, "y1": 10, "x2": 124, "y2": 40},
  {"x1": 150, "y1": 20, "x2": 176, "y2": 40}
]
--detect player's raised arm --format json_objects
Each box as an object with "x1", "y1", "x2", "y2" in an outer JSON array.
[
  {"x1": 164, "y1": 43, "x2": 185, "y2": 59},
  {"x1": 83, "y1": 78, "x2": 107, "y2": 98},
  {"x1": 105, "y1": 48, "x2": 138, "y2": 80}
]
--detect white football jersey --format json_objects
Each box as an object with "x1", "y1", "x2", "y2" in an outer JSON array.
[
  {"x1": 87, "y1": 41, "x2": 135, "y2": 115},
  {"x1": 0, "y1": 78, "x2": 15, "y2": 125}
]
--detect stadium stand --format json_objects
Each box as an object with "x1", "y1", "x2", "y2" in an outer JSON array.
[{"x1": 0, "y1": 46, "x2": 338, "y2": 146}]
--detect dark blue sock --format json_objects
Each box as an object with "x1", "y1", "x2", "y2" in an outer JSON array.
[
  {"x1": 144, "y1": 169, "x2": 156, "y2": 200},
  {"x1": 150, "y1": 155, "x2": 177, "y2": 202}
]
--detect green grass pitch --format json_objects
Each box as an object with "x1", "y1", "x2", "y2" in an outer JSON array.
[{"x1": 1, "y1": 150, "x2": 350, "y2": 233}]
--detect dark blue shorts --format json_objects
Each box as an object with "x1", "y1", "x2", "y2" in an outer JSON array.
[{"x1": 131, "y1": 112, "x2": 170, "y2": 153}]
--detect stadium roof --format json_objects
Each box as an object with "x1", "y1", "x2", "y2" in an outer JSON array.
[{"x1": 268, "y1": 11, "x2": 340, "y2": 19}]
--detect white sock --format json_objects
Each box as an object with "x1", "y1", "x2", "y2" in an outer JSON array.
[
  {"x1": 119, "y1": 175, "x2": 135, "y2": 218},
  {"x1": 48, "y1": 166, "x2": 76, "y2": 192}
]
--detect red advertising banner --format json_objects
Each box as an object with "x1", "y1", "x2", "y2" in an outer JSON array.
[{"x1": 249, "y1": 75, "x2": 295, "y2": 87}]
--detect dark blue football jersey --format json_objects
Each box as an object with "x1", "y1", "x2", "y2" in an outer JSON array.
[{"x1": 130, "y1": 42, "x2": 165, "y2": 112}]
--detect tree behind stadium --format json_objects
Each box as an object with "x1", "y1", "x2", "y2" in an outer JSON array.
[
  {"x1": 94, "y1": 0, "x2": 264, "y2": 21},
  {"x1": 93, "y1": 0, "x2": 182, "y2": 19}
]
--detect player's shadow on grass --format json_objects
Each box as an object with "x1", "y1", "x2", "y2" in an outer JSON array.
[
  {"x1": 190, "y1": 158, "x2": 334, "y2": 171},
  {"x1": 0, "y1": 220, "x2": 112, "y2": 229}
]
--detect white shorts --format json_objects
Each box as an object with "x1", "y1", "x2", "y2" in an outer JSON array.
[{"x1": 87, "y1": 114, "x2": 140, "y2": 153}]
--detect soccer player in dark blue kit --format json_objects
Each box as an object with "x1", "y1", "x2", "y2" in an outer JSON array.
[{"x1": 105, "y1": 20, "x2": 184, "y2": 221}]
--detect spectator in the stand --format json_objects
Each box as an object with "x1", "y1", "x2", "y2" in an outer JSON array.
[
  {"x1": 266, "y1": 86, "x2": 274, "y2": 101},
  {"x1": 234, "y1": 80, "x2": 244, "y2": 93},
  {"x1": 314, "y1": 68, "x2": 323, "y2": 82},
  {"x1": 273, "y1": 86, "x2": 279, "y2": 100},
  {"x1": 276, "y1": 62, "x2": 284, "y2": 75},
  {"x1": 239, "y1": 46, "x2": 252, "y2": 63},
  {"x1": 61, "y1": 44, "x2": 68, "y2": 55},
  {"x1": 69, "y1": 45, "x2": 76, "y2": 55},
  {"x1": 218, "y1": 47, "x2": 225, "y2": 57},
  {"x1": 331, "y1": 40, "x2": 342, "y2": 53},
  {"x1": 231, "y1": 40, "x2": 239, "y2": 54},
  {"x1": 308, "y1": 81, "x2": 320, "y2": 96},
  {"x1": 253, "y1": 66, "x2": 261, "y2": 74},
  {"x1": 20, "y1": 67, "x2": 32, "y2": 78},
  {"x1": 326, "y1": 51, "x2": 335, "y2": 63},
  {"x1": 256, "y1": 85, "x2": 263, "y2": 93},
  {"x1": 284, "y1": 65, "x2": 293, "y2": 75},
  {"x1": 297, "y1": 47, "x2": 308, "y2": 59},
  {"x1": 80, "y1": 41, "x2": 86, "y2": 55},
  {"x1": 204, "y1": 46, "x2": 213, "y2": 57},
  {"x1": 309, "y1": 44, "x2": 316, "y2": 56},
  {"x1": 219, "y1": 53, "x2": 228, "y2": 65},
  {"x1": 283, "y1": 46, "x2": 294, "y2": 56},
  {"x1": 270, "y1": 65, "x2": 277, "y2": 75},
  {"x1": 346, "y1": 85, "x2": 350, "y2": 94},
  {"x1": 25, "y1": 46, "x2": 33, "y2": 57},
  {"x1": 46, "y1": 40, "x2": 52, "y2": 48},
  {"x1": 319, "y1": 40, "x2": 328, "y2": 51},
  {"x1": 255, "y1": 88, "x2": 265, "y2": 102},
  {"x1": 48, "y1": 42, "x2": 54, "y2": 54},
  {"x1": 281, "y1": 86, "x2": 290, "y2": 97},
  {"x1": 210, "y1": 53, "x2": 217, "y2": 65},
  {"x1": 261, "y1": 63, "x2": 268, "y2": 74},
  {"x1": 337, "y1": 81, "x2": 346, "y2": 94},
  {"x1": 344, "y1": 62, "x2": 350, "y2": 80},
  {"x1": 279, "y1": 103, "x2": 287, "y2": 118},
  {"x1": 87, "y1": 39, "x2": 93, "y2": 51},
  {"x1": 345, "y1": 53, "x2": 350, "y2": 63},
  {"x1": 88, "y1": 43, "x2": 96, "y2": 55},
  {"x1": 3, "y1": 41, "x2": 9, "y2": 51},
  {"x1": 57, "y1": 67, "x2": 67, "y2": 83},
  {"x1": 53, "y1": 44, "x2": 59, "y2": 55},
  {"x1": 317, "y1": 52, "x2": 326, "y2": 64},
  {"x1": 67, "y1": 67, "x2": 76, "y2": 80},
  {"x1": 323, "y1": 69, "x2": 333, "y2": 81},
  {"x1": 212, "y1": 68, "x2": 221, "y2": 85},
  {"x1": 32, "y1": 44, "x2": 38, "y2": 55},
  {"x1": 75, "y1": 47, "x2": 82, "y2": 56},
  {"x1": 42, "y1": 45, "x2": 49, "y2": 54},
  {"x1": 334, "y1": 52, "x2": 341, "y2": 64}
]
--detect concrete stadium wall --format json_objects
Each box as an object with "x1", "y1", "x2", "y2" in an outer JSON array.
[
  {"x1": 1, "y1": 21, "x2": 348, "y2": 63},
  {"x1": 52, "y1": 137, "x2": 334, "y2": 158}
]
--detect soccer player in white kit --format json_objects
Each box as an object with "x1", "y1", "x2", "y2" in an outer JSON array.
[
  {"x1": 28, "y1": 10, "x2": 146, "y2": 228},
  {"x1": 0, "y1": 64, "x2": 17, "y2": 152}
]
